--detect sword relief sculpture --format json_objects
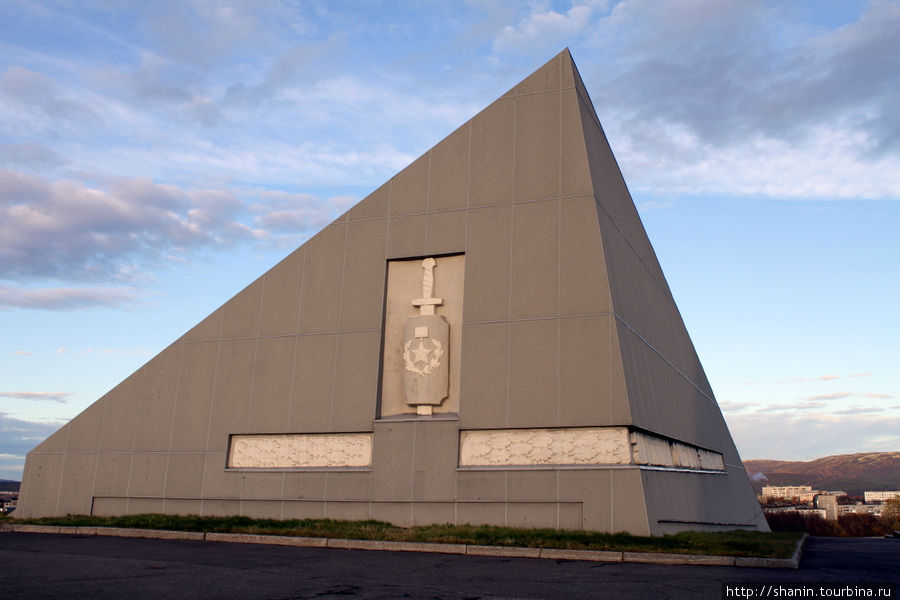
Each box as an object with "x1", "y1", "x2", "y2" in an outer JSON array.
[{"x1": 403, "y1": 258, "x2": 450, "y2": 415}]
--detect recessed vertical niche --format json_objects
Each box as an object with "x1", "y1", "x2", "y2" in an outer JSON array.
[{"x1": 379, "y1": 254, "x2": 464, "y2": 419}]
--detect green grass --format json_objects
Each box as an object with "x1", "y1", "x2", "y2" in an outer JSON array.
[{"x1": 3, "y1": 513, "x2": 803, "y2": 559}]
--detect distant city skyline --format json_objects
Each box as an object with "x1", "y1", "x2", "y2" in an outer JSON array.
[{"x1": 2, "y1": 1, "x2": 899, "y2": 480}]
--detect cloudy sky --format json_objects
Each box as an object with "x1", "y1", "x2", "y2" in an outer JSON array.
[{"x1": 1, "y1": 0, "x2": 898, "y2": 480}]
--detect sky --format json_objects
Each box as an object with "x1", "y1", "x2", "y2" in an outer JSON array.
[{"x1": 1, "y1": 0, "x2": 898, "y2": 481}]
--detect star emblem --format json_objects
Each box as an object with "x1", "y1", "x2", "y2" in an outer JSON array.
[{"x1": 411, "y1": 340, "x2": 431, "y2": 364}]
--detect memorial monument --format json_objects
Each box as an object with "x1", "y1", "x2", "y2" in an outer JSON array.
[{"x1": 16, "y1": 50, "x2": 768, "y2": 534}]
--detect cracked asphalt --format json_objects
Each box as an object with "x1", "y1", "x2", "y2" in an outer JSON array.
[{"x1": 0, "y1": 533, "x2": 897, "y2": 599}]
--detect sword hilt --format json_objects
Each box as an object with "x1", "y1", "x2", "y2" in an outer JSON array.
[
  {"x1": 422, "y1": 258, "x2": 436, "y2": 298},
  {"x1": 413, "y1": 257, "x2": 442, "y2": 315}
]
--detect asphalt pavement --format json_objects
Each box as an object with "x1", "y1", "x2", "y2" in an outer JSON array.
[{"x1": 0, "y1": 532, "x2": 897, "y2": 600}]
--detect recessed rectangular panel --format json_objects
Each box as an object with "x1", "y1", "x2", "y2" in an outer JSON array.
[
  {"x1": 459, "y1": 427, "x2": 631, "y2": 467},
  {"x1": 228, "y1": 433, "x2": 373, "y2": 469},
  {"x1": 630, "y1": 431, "x2": 725, "y2": 471}
]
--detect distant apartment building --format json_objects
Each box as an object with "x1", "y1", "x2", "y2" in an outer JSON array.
[
  {"x1": 864, "y1": 491, "x2": 900, "y2": 503},
  {"x1": 762, "y1": 485, "x2": 814, "y2": 499},
  {"x1": 816, "y1": 494, "x2": 839, "y2": 520}
]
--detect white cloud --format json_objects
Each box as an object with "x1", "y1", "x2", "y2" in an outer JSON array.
[
  {"x1": 0, "y1": 286, "x2": 141, "y2": 310},
  {"x1": 584, "y1": 0, "x2": 900, "y2": 200},
  {"x1": 0, "y1": 413, "x2": 67, "y2": 470},
  {"x1": 807, "y1": 392, "x2": 853, "y2": 401},
  {"x1": 493, "y1": 3, "x2": 600, "y2": 55},
  {"x1": 0, "y1": 391, "x2": 72, "y2": 403},
  {"x1": 729, "y1": 411, "x2": 900, "y2": 461}
]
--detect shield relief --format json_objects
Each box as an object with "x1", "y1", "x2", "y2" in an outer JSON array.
[{"x1": 402, "y1": 313, "x2": 450, "y2": 408}]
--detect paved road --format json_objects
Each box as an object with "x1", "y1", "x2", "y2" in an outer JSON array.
[{"x1": 0, "y1": 533, "x2": 897, "y2": 599}]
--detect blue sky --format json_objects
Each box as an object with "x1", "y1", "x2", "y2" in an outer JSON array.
[{"x1": 1, "y1": 1, "x2": 898, "y2": 480}]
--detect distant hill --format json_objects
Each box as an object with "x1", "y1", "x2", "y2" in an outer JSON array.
[
  {"x1": 744, "y1": 452, "x2": 900, "y2": 497},
  {"x1": 0, "y1": 480, "x2": 20, "y2": 493}
]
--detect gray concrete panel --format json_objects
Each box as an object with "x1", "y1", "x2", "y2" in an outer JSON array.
[
  {"x1": 170, "y1": 341, "x2": 218, "y2": 452},
  {"x1": 506, "y1": 501, "x2": 559, "y2": 529},
  {"x1": 348, "y1": 181, "x2": 389, "y2": 221},
  {"x1": 281, "y1": 500, "x2": 325, "y2": 519},
  {"x1": 221, "y1": 278, "x2": 263, "y2": 340},
  {"x1": 515, "y1": 91, "x2": 560, "y2": 203},
  {"x1": 163, "y1": 452, "x2": 205, "y2": 498},
  {"x1": 507, "y1": 470, "x2": 558, "y2": 502},
  {"x1": 324, "y1": 472, "x2": 371, "y2": 501},
  {"x1": 56, "y1": 453, "x2": 97, "y2": 515},
  {"x1": 93, "y1": 453, "x2": 131, "y2": 497},
  {"x1": 290, "y1": 334, "x2": 336, "y2": 432},
  {"x1": 386, "y1": 213, "x2": 427, "y2": 258},
  {"x1": 241, "y1": 472, "x2": 285, "y2": 502},
  {"x1": 240, "y1": 472, "x2": 285, "y2": 500},
  {"x1": 371, "y1": 422, "x2": 414, "y2": 501},
  {"x1": 282, "y1": 472, "x2": 327, "y2": 501},
  {"x1": 163, "y1": 498, "x2": 201, "y2": 515},
  {"x1": 182, "y1": 305, "x2": 223, "y2": 342},
  {"x1": 18, "y1": 453, "x2": 63, "y2": 518},
  {"x1": 462, "y1": 205, "x2": 511, "y2": 322},
  {"x1": 456, "y1": 501, "x2": 506, "y2": 526},
  {"x1": 98, "y1": 374, "x2": 140, "y2": 452},
  {"x1": 559, "y1": 469, "x2": 611, "y2": 532},
  {"x1": 458, "y1": 322, "x2": 508, "y2": 429},
  {"x1": 201, "y1": 498, "x2": 241, "y2": 517},
  {"x1": 558, "y1": 315, "x2": 614, "y2": 426},
  {"x1": 456, "y1": 471, "x2": 505, "y2": 502},
  {"x1": 324, "y1": 500, "x2": 370, "y2": 521},
  {"x1": 611, "y1": 468, "x2": 650, "y2": 535},
  {"x1": 469, "y1": 97, "x2": 514, "y2": 207},
  {"x1": 412, "y1": 501, "x2": 455, "y2": 526},
  {"x1": 258, "y1": 247, "x2": 304, "y2": 337},
  {"x1": 389, "y1": 153, "x2": 429, "y2": 216},
  {"x1": 126, "y1": 453, "x2": 167, "y2": 498},
  {"x1": 516, "y1": 51, "x2": 561, "y2": 95},
  {"x1": 205, "y1": 339, "x2": 254, "y2": 451},
  {"x1": 65, "y1": 398, "x2": 104, "y2": 452},
  {"x1": 425, "y1": 209, "x2": 466, "y2": 256},
  {"x1": 508, "y1": 318, "x2": 558, "y2": 428},
  {"x1": 340, "y1": 218, "x2": 388, "y2": 332},
  {"x1": 126, "y1": 497, "x2": 164, "y2": 515},
  {"x1": 298, "y1": 222, "x2": 347, "y2": 334},
  {"x1": 133, "y1": 345, "x2": 181, "y2": 452},
  {"x1": 201, "y1": 452, "x2": 241, "y2": 498},
  {"x1": 370, "y1": 501, "x2": 412, "y2": 526},
  {"x1": 247, "y1": 336, "x2": 295, "y2": 433},
  {"x1": 561, "y1": 89, "x2": 592, "y2": 198},
  {"x1": 428, "y1": 124, "x2": 469, "y2": 212},
  {"x1": 412, "y1": 420, "x2": 459, "y2": 500},
  {"x1": 510, "y1": 199, "x2": 559, "y2": 319},
  {"x1": 559, "y1": 195, "x2": 612, "y2": 316},
  {"x1": 331, "y1": 330, "x2": 380, "y2": 431}
]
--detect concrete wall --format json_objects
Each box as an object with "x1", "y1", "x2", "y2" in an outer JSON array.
[{"x1": 17, "y1": 50, "x2": 767, "y2": 535}]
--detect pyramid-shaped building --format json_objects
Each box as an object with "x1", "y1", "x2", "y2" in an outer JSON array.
[{"x1": 17, "y1": 50, "x2": 767, "y2": 535}]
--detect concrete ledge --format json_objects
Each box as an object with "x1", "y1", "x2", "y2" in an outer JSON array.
[
  {"x1": 0, "y1": 524, "x2": 806, "y2": 569},
  {"x1": 734, "y1": 556, "x2": 797, "y2": 569},
  {"x1": 206, "y1": 532, "x2": 327, "y2": 547},
  {"x1": 327, "y1": 538, "x2": 404, "y2": 551},
  {"x1": 539, "y1": 548, "x2": 623, "y2": 562},
  {"x1": 92, "y1": 527, "x2": 205, "y2": 541},
  {"x1": 623, "y1": 552, "x2": 735, "y2": 566},
  {"x1": 1, "y1": 524, "x2": 62, "y2": 533},
  {"x1": 387, "y1": 541, "x2": 468, "y2": 555},
  {"x1": 466, "y1": 545, "x2": 541, "y2": 558},
  {"x1": 732, "y1": 533, "x2": 806, "y2": 570}
]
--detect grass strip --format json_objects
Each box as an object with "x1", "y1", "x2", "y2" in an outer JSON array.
[{"x1": 1, "y1": 514, "x2": 801, "y2": 558}]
